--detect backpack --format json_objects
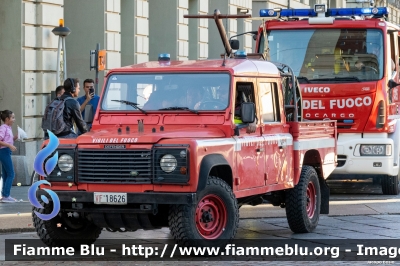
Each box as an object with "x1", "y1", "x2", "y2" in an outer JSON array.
[{"x1": 42, "y1": 96, "x2": 73, "y2": 135}]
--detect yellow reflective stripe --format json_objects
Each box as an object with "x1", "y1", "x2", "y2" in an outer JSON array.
[{"x1": 234, "y1": 117, "x2": 242, "y2": 124}]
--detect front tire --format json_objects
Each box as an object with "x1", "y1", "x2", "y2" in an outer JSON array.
[
  {"x1": 381, "y1": 175, "x2": 399, "y2": 195},
  {"x1": 33, "y1": 202, "x2": 102, "y2": 247},
  {"x1": 285, "y1": 165, "x2": 321, "y2": 233},
  {"x1": 168, "y1": 176, "x2": 239, "y2": 247}
]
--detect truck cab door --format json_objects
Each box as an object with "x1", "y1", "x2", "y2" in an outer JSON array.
[
  {"x1": 234, "y1": 81, "x2": 266, "y2": 190},
  {"x1": 258, "y1": 81, "x2": 292, "y2": 185}
]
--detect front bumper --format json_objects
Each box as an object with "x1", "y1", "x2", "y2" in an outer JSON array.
[
  {"x1": 333, "y1": 135, "x2": 397, "y2": 176},
  {"x1": 37, "y1": 190, "x2": 196, "y2": 205}
]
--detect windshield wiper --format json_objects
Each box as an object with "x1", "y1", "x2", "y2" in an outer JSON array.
[
  {"x1": 309, "y1": 77, "x2": 360, "y2": 82},
  {"x1": 111, "y1": 100, "x2": 147, "y2": 114},
  {"x1": 297, "y1": 76, "x2": 310, "y2": 83},
  {"x1": 158, "y1": 106, "x2": 198, "y2": 114}
]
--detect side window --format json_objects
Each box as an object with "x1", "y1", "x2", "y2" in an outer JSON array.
[
  {"x1": 398, "y1": 34, "x2": 400, "y2": 68},
  {"x1": 234, "y1": 82, "x2": 256, "y2": 121},
  {"x1": 260, "y1": 82, "x2": 280, "y2": 122},
  {"x1": 388, "y1": 33, "x2": 395, "y2": 78}
]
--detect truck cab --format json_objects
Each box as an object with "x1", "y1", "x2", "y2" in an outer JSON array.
[{"x1": 254, "y1": 6, "x2": 400, "y2": 195}]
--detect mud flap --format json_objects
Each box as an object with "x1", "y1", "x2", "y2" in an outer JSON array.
[{"x1": 319, "y1": 178, "x2": 330, "y2": 214}]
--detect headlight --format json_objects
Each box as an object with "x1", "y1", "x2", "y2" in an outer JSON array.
[
  {"x1": 360, "y1": 145, "x2": 391, "y2": 156},
  {"x1": 180, "y1": 150, "x2": 187, "y2": 158},
  {"x1": 58, "y1": 154, "x2": 73, "y2": 172},
  {"x1": 160, "y1": 154, "x2": 177, "y2": 173}
]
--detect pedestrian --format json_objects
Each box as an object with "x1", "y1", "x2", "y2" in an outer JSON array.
[
  {"x1": 43, "y1": 78, "x2": 88, "y2": 139},
  {"x1": 55, "y1": 85, "x2": 65, "y2": 98},
  {"x1": 77, "y1": 79, "x2": 99, "y2": 131},
  {"x1": 0, "y1": 110, "x2": 18, "y2": 203}
]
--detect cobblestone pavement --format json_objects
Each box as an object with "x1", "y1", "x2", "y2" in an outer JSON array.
[{"x1": 2, "y1": 214, "x2": 400, "y2": 265}]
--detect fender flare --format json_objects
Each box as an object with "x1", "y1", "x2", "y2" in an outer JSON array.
[{"x1": 197, "y1": 154, "x2": 232, "y2": 192}]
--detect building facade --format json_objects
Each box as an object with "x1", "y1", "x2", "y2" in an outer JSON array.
[{"x1": 0, "y1": 0, "x2": 398, "y2": 184}]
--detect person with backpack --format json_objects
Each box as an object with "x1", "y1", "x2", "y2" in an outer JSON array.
[
  {"x1": 0, "y1": 110, "x2": 18, "y2": 203},
  {"x1": 42, "y1": 78, "x2": 88, "y2": 139}
]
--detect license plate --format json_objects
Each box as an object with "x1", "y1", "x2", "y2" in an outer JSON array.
[{"x1": 93, "y1": 192, "x2": 127, "y2": 205}]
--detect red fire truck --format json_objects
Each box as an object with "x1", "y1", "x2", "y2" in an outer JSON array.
[
  {"x1": 33, "y1": 12, "x2": 337, "y2": 248},
  {"x1": 254, "y1": 5, "x2": 400, "y2": 194}
]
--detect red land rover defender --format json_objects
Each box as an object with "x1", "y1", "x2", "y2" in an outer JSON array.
[
  {"x1": 33, "y1": 10, "x2": 337, "y2": 247},
  {"x1": 33, "y1": 51, "x2": 337, "y2": 247}
]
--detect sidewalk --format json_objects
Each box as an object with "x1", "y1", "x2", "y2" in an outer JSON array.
[{"x1": 0, "y1": 186, "x2": 32, "y2": 233}]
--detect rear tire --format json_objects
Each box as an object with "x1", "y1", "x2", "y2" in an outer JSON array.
[
  {"x1": 168, "y1": 176, "x2": 239, "y2": 247},
  {"x1": 381, "y1": 175, "x2": 399, "y2": 195},
  {"x1": 33, "y1": 202, "x2": 102, "y2": 247},
  {"x1": 285, "y1": 165, "x2": 321, "y2": 233}
]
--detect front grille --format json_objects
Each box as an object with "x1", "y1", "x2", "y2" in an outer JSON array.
[
  {"x1": 78, "y1": 149, "x2": 152, "y2": 183},
  {"x1": 337, "y1": 155, "x2": 347, "y2": 167}
]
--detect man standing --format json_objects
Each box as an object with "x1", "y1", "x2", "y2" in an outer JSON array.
[
  {"x1": 77, "y1": 79, "x2": 99, "y2": 131},
  {"x1": 44, "y1": 78, "x2": 88, "y2": 139}
]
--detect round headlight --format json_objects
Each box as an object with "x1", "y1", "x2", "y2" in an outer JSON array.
[
  {"x1": 58, "y1": 154, "x2": 73, "y2": 172},
  {"x1": 160, "y1": 154, "x2": 177, "y2": 173},
  {"x1": 180, "y1": 150, "x2": 187, "y2": 158},
  {"x1": 373, "y1": 146, "x2": 384, "y2": 155},
  {"x1": 360, "y1": 145, "x2": 372, "y2": 155}
]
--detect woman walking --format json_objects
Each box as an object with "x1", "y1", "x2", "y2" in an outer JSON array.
[{"x1": 0, "y1": 110, "x2": 18, "y2": 203}]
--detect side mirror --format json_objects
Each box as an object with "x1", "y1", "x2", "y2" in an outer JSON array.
[
  {"x1": 230, "y1": 39, "x2": 240, "y2": 50},
  {"x1": 388, "y1": 79, "x2": 400, "y2": 90},
  {"x1": 241, "y1": 102, "x2": 255, "y2": 123},
  {"x1": 252, "y1": 33, "x2": 258, "y2": 41},
  {"x1": 84, "y1": 104, "x2": 94, "y2": 124}
]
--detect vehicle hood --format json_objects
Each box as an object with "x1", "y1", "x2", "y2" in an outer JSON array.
[{"x1": 76, "y1": 126, "x2": 226, "y2": 144}]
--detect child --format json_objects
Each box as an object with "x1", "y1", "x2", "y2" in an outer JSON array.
[{"x1": 0, "y1": 110, "x2": 18, "y2": 203}]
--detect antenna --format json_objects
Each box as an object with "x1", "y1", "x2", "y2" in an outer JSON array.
[{"x1": 184, "y1": 9, "x2": 251, "y2": 58}]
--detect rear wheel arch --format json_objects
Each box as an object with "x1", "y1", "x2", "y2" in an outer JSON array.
[
  {"x1": 198, "y1": 154, "x2": 233, "y2": 192},
  {"x1": 302, "y1": 149, "x2": 322, "y2": 171}
]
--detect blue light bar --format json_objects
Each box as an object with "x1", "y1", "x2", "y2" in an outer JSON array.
[
  {"x1": 260, "y1": 7, "x2": 388, "y2": 17},
  {"x1": 158, "y1": 53, "x2": 170, "y2": 61},
  {"x1": 327, "y1": 7, "x2": 388, "y2": 16},
  {"x1": 260, "y1": 9, "x2": 316, "y2": 17},
  {"x1": 343, "y1": 120, "x2": 354, "y2": 124},
  {"x1": 235, "y1": 50, "x2": 247, "y2": 59}
]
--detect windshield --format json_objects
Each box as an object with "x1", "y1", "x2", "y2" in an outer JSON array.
[
  {"x1": 102, "y1": 73, "x2": 231, "y2": 111},
  {"x1": 259, "y1": 29, "x2": 384, "y2": 82}
]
